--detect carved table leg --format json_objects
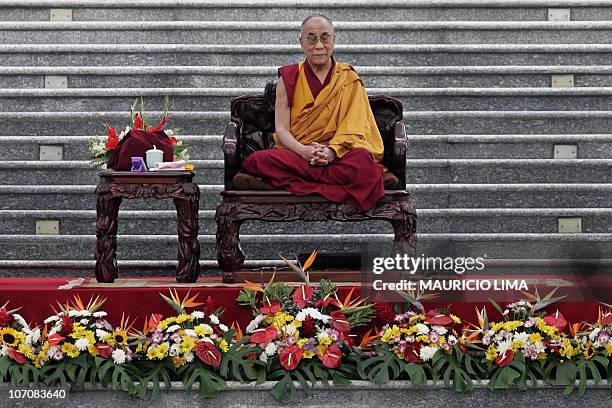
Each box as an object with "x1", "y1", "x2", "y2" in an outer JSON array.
[
  {"x1": 216, "y1": 202, "x2": 245, "y2": 283},
  {"x1": 390, "y1": 201, "x2": 418, "y2": 257},
  {"x1": 174, "y1": 183, "x2": 200, "y2": 283},
  {"x1": 95, "y1": 186, "x2": 122, "y2": 283}
]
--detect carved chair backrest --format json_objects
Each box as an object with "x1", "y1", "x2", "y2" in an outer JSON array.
[{"x1": 229, "y1": 81, "x2": 404, "y2": 174}]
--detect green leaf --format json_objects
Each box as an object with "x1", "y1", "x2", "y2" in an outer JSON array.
[
  {"x1": 331, "y1": 371, "x2": 351, "y2": 386},
  {"x1": 488, "y1": 366, "x2": 521, "y2": 389},
  {"x1": 219, "y1": 337, "x2": 261, "y2": 381},
  {"x1": 360, "y1": 349, "x2": 404, "y2": 385},
  {"x1": 555, "y1": 360, "x2": 577, "y2": 386},
  {"x1": 270, "y1": 372, "x2": 297, "y2": 402},
  {"x1": 180, "y1": 361, "x2": 226, "y2": 398},
  {"x1": 404, "y1": 363, "x2": 427, "y2": 386}
]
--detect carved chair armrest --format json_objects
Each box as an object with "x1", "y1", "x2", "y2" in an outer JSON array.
[
  {"x1": 222, "y1": 121, "x2": 240, "y2": 190},
  {"x1": 393, "y1": 121, "x2": 407, "y2": 189}
]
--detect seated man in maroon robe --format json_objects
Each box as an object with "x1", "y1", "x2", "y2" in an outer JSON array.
[{"x1": 234, "y1": 14, "x2": 396, "y2": 212}]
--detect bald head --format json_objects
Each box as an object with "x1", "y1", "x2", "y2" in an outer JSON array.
[{"x1": 300, "y1": 14, "x2": 334, "y2": 36}]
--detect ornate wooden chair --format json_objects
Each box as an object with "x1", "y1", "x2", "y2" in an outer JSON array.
[{"x1": 216, "y1": 82, "x2": 417, "y2": 282}]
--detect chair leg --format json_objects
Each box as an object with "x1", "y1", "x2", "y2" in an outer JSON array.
[
  {"x1": 216, "y1": 202, "x2": 245, "y2": 282},
  {"x1": 390, "y1": 201, "x2": 418, "y2": 257}
]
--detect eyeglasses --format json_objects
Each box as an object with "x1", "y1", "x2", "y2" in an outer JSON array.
[{"x1": 303, "y1": 33, "x2": 334, "y2": 45}]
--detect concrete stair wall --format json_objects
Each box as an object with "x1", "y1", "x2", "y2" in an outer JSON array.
[{"x1": 0, "y1": 0, "x2": 611, "y2": 276}]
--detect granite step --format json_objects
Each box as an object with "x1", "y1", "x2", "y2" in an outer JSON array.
[
  {"x1": 6, "y1": 87, "x2": 612, "y2": 112},
  {"x1": 3, "y1": 110, "x2": 612, "y2": 135},
  {"x1": 2, "y1": 208, "x2": 611, "y2": 235},
  {"x1": 3, "y1": 44, "x2": 612, "y2": 67},
  {"x1": 4, "y1": 134, "x2": 612, "y2": 160},
  {"x1": 4, "y1": 65, "x2": 612, "y2": 88},
  {"x1": 0, "y1": 183, "x2": 610, "y2": 210},
  {"x1": 2, "y1": 1, "x2": 608, "y2": 22},
  {"x1": 4, "y1": 21, "x2": 612, "y2": 44},
  {"x1": 0, "y1": 232, "x2": 610, "y2": 261},
  {"x1": 1, "y1": 159, "x2": 612, "y2": 184}
]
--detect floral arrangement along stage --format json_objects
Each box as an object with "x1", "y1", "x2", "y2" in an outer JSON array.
[
  {"x1": 1, "y1": 288, "x2": 611, "y2": 401},
  {"x1": 87, "y1": 97, "x2": 189, "y2": 169}
]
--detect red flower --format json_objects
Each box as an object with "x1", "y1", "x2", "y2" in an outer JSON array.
[
  {"x1": 544, "y1": 310, "x2": 567, "y2": 332},
  {"x1": 602, "y1": 312, "x2": 612, "y2": 326},
  {"x1": 338, "y1": 331, "x2": 354, "y2": 348},
  {"x1": 319, "y1": 344, "x2": 342, "y2": 369},
  {"x1": 315, "y1": 294, "x2": 333, "y2": 308},
  {"x1": 301, "y1": 315, "x2": 317, "y2": 338},
  {"x1": 330, "y1": 311, "x2": 350, "y2": 333},
  {"x1": 47, "y1": 333, "x2": 64, "y2": 346},
  {"x1": 249, "y1": 326, "x2": 277, "y2": 344},
  {"x1": 195, "y1": 341, "x2": 222, "y2": 368},
  {"x1": 292, "y1": 285, "x2": 314, "y2": 309},
  {"x1": 105, "y1": 126, "x2": 119, "y2": 150},
  {"x1": 95, "y1": 343, "x2": 112, "y2": 359},
  {"x1": 60, "y1": 315, "x2": 73, "y2": 335},
  {"x1": 425, "y1": 310, "x2": 454, "y2": 326},
  {"x1": 148, "y1": 314, "x2": 163, "y2": 331},
  {"x1": 374, "y1": 302, "x2": 396, "y2": 326},
  {"x1": 495, "y1": 349, "x2": 515, "y2": 367},
  {"x1": 279, "y1": 345, "x2": 303, "y2": 371},
  {"x1": 7, "y1": 348, "x2": 26, "y2": 365},
  {"x1": 150, "y1": 115, "x2": 167, "y2": 132},
  {"x1": 260, "y1": 299, "x2": 281, "y2": 315},
  {"x1": 403, "y1": 342, "x2": 423, "y2": 363},
  {"x1": 133, "y1": 113, "x2": 143, "y2": 130},
  {"x1": 203, "y1": 296, "x2": 215, "y2": 316},
  {"x1": 170, "y1": 136, "x2": 177, "y2": 145},
  {"x1": 0, "y1": 307, "x2": 13, "y2": 327}
]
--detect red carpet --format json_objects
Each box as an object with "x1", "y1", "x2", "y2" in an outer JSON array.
[{"x1": 0, "y1": 275, "x2": 609, "y2": 329}]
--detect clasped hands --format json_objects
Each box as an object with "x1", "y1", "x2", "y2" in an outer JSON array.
[{"x1": 301, "y1": 142, "x2": 336, "y2": 166}]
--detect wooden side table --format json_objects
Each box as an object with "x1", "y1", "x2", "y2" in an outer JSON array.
[{"x1": 94, "y1": 171, "x2": 200, "y2": 283}]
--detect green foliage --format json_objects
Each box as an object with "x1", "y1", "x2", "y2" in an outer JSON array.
[
  {"x1": 486, "y1": 352, "x2": 526, "y2": 390},
  {"x1": 357, "y1": 348, "x2": 405, "y2": 384},
  {"x1": 180, "y1": 360, "x2": 226, "y2": 398},
  {"x1": 236, "y1": 288, "x2": 258, "y2": 310},
  {"x1": 344, "y1": 306, "x2": 375, "y2": 328},
  {"x1": 0, "y1": 356, "x2": 40, "y2": 387},
  {"x1": 432, "y1": 347, "x2": 476, "y2": 393},
  {"x1": 219, "y1": 333, "x2": 263, "y2": 381},
  {"x1": 97, "y1": 357, "x2": 141, "y2": 397},
  {"x1": 263, "y1": 282, "x2": 293, "y2": 302},
  {"x1": 319, "y1": 280, "x2": 337, "y2": 298}
]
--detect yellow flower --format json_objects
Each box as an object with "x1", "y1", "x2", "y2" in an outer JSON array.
[
  {"x1": 381, "y1": 325, "x2": 400, "y2": 343},
  {"x1": 583, "y1": 341, "x2": 594, "y2": 360},
  {"x1": 172, "y1": 356, "x2": 187, "y2": 368},
  {"x1": 194, "y1": 324, "x2": 213, "y2": 337},
  {"x1": 291, "y1": 320, "x2": 302, "y2": 328},
  {"x1": 303, "y1": 350, "x2": 315, "y2": 359},
  {"x1": 175, "y1": 314, "x2": 193, "y2": 324},
  {"x1": 450, "y1": 314, "x2": 461, "y2": 324},
  {"x1": 485, "y1": 345, "x2": 497, "y2": 361},
  {"x1": 529, "y1": 333, "x2": 542, "y2": 343},
  {"x1": 502, "y1": 321, "x2": 524, "y2": 332},
  {"x1": 409, "y1": 315, "x2": 425, "y2": 324},
  {"x1": 147, "y1": 343, "x2": 169, "y2": 360},
  {"x1": 316, "y1": 345, "x2": 327, "y2": 355},
  {"x1": 218, "y1": 339, "x2": 229, "y2": 353},
  {"x1": 535, "y1": 318, "x2": 558, "y2": 337},
  {"x1": 416, "y1": 335, "x2": 429, "y2": 344},
  {"x1": 61, "y1": 343, "x2": 80, "y2": 358},
  {"x1": 318, "y1": 336, "x2": 332, "y2": 346},
  {"x1": 559, "y1": 339, "x2": 577, "y2": 358},
  {"x1": 157, "y1": 317, "x2": 175, "y2": 330},
  {"x1": 511, "y1": 340, "x2": 524, "y2": 351},
  {"x1": 180, "y1": 335, "x2": 196, "y2": 354},
  {"x1": 0, "y1": 328, "x2": 24, "y2": 347},
  {"x1": 605, "y1": 344, "x2": 612, "y2": 356},
  {"x1": 297, "y1": 338, "x2": 309, "y2": 348},
  {"x1": 110, "y1": 330, "x2": 127, "y2": 346},
  {"x1": 18, "y1": 344, "x2": 35, "y2": 360}
]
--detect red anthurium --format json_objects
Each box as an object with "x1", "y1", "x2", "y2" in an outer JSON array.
[
  {"x1": 7, "y1": 348, "x2": 26, "y2": 365},
  {"x1": 319, "y1": 344, "x2": 342, "y2": 369},
  {"x1": 315, "y1": 293, "x2": 333, "y2": 308},
  {"x1": 60, "y1": 315, "x2": 73, "y2": 335},
  {"x1": 260, "y1": 298, "x2": 281, "y2": 315},
  {"x1": 95, "y1": 342, "x2": 112, "y2": 359},
  {"x1": 425, "y1": 310, "x2": 454, "y2": 326},
  {"x1": 338, "y1": 331, "x2": 354, "y2": 348},
  {"x1": 292, "y1": 285, "x2": 314, "y2": 309},
  {"x1": 330, "y1": 311, "x2": 351, "y2": 333},
  {"x1": 148, "y1": 314, "x2": 163, "y2": 331},
  {"x1": 403, "y1": 342, "x2": 423, "y2": 363},
  {"x1": 195, "y1": 341, "x2": 222, "y2": 368},
  {"x1": 133, "y1": 113, "x2": 143, "y2": 130},
  {"x1": 279, "y1": 345, "x2": 303, "y2": 371},
  {"x1": 249, "y1": 326, "x2": 277, "y2": 344},
  {"x1": 544, "y1": 310, "x2": 568, "y2": 332},
  {"x1": 105, "y1": 126, "x2": 119, "y2": 150},
  {"x1": 495, "y1": 349, "x2": 515, "y2": 367},
  {"x1": 47, "y1": 333, "x2": 64, "y2": 346}
]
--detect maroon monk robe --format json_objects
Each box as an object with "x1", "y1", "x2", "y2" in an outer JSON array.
[{"x1": 241, "y1": 58, "x2": 385, "y2": 212}]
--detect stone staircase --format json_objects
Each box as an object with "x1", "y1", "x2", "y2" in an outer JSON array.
[{"x1": 0, "y1": 0, "x2": 611, "y2": 277}]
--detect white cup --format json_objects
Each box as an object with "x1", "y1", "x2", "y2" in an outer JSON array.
[{"x1": 145, "y1": 145, "x2": 164, "y2": 169}]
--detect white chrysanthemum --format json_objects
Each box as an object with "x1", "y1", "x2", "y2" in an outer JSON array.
[
  {"x1": 497, "y1": 339, "x2": 513, "y2": 354},
  {"x1": 415, "y1": 324, "x2": 430, "y2": 335},
  {"x1": 534, "y1": 341, "x2": 546, "y2": 354},
  {"x1": 246, "y1": 314, "x2": 266, "y2": 333},
  {"x1": 44, "y1": 315, "x2": 60, "y2": 324},
  {"x1": 259, "y1": 351, "x2": 268, "y2": 363},
  {"x1": 419, "y1": 346, "x2": 438, "y2": 362},
  {"x1": 93, "y1": 311, "x2": 107, "y2": 318},
  {"x1": 219, "y1": 324, "x2": 229, "y2": 332},
  {"x1": 295, "y1": 307, "x2": 330, "y2": 322},
  {"x1": 432, "y1": 325, "x2": 448, "y2": 335},
  {"x1": 112, "y1": 349, "x2": 126, "y2": 365},
  {"x1": 166, "y1": 324, "x2": 181, "y2": 333},
  {"x1": 25, "y1": 328, "x2": 41, "y2": 346},
  {"x1": 209, "y1": 314, "x2": 220, "y2": 325},
  {"x1": 164, "y1": 129, "x2": 174, "y2": 137},
  {"x1": 80, "y1": 319, "x2": 89, "y2": 325},
  {"x1": 184, "y1": 329, "x2": 197, "y2": 338},
  {"x1": 264, "y1": 342, "x2": 278, "y2": 356},
  {"x1": 75, "y1": 338, "x2": 90, "y2": 351},
  {"x1": 589, "y1": 328, "x2": 601, "y2": 341},
  {"x1": 169, "y1": 344, "x2": 180, "y2": 357},
  {"x1": 96, "y1": 329, "x2": 110, "y2": 340},
  {"x1": 316, "y1": 332, "x2": 331, "y2": 342},
  {"x1": 191, "y1": 311, "x2": 205, "y2": 319},
  {"x1": 284, "y1": 325, "x2": 297, "y2": 336},
  {"x1": 185, "y1": 352, "x2": 194, "y2": 363},
  {"x1": 513, "y1": 332, "x2": 529, "y2": 346}
]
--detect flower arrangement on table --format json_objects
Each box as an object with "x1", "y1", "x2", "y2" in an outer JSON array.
[
  {"x1": 87, "y1": 97, "x2": 189, "y2": 170},
  {"x1": 0, "y1": 301, "x2": 41, "y2": 366}
]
